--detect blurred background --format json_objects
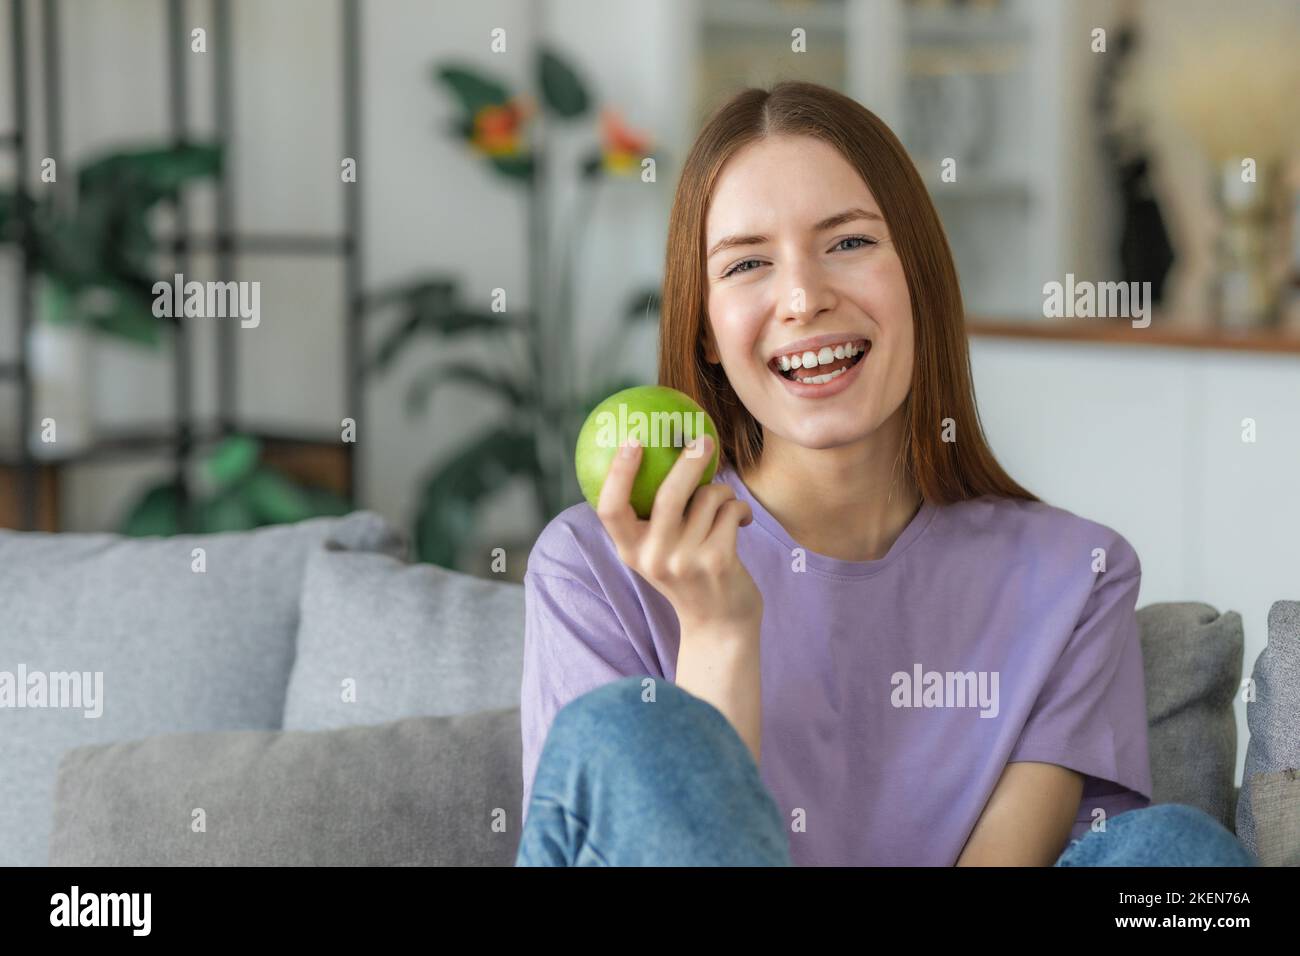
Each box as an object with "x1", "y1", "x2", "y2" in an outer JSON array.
[{"x1": 1, "y1": 0, "x2": 1298, "y2": 777}]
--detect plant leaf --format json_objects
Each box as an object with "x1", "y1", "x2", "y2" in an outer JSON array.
[
  {"x1": 242, "y1": 469, "x2": 316, "y2": 525},
  {"x1": 78, "y1": 143, "x2": 223, "y2": 202},
  {"x1": 413, "y1": 425, "x2": 541, "y2": 569},
  {"x1": 119, "y1": 483, "x2": 182, "y2": 537},
  {"x1": 371, "y1": 304, "x2": 521, "y2": 374},
  {"x1": 300, "y1": 486, "x2": 353, "y2": 518},
  {"x1": 405, "y1": 363, "x2": 528, "y2": 417},
  {"x1": 435, "y1": 65, "x2": 511, "y2": 117},
  {"x1": 205, "y1": 435, "x2": 262, "y2": 489},
  {"x1": 489, "y1": 153, "x2": 534, "y2": 181},
  {"x1": 361, "y1": 277, "x2": 458, "y2": 314},
  {"x1": 196, "y1": 491, "x2": 259, "y2": 533},
  {"x1": 82, "y1": 284, "x2": 163, "y2": 346},
  {"x1": 38, "y1": 277, "x2": 77, "y2": 326},
  {"x1": 538, "y1": 49, "x2": 590, "y2": 119}
]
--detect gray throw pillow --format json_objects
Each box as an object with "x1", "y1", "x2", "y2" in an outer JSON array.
[
  {"x1": 282, "y1": 548, "x2": 524, "y2": 731},
  {"x1": 1137, "y1": 602, "x2": 1242, "y2": 831},
  {"x1": 1247, "y1": 769, "x2": 1300, "y2": 867},
  {"x1": 48, "y1": 707, "x2": 522, "y2": 866},
  {"x1": 0, "y1": 511, "x2": 405, "y2": 867},
  {"x1": 1237, "y1": 600, "x2": 1300, "y2": 855}
]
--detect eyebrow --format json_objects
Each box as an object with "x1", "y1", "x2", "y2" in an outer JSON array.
[{"x1": 706, "y1": 207, "x2": 884, "y2": 260}]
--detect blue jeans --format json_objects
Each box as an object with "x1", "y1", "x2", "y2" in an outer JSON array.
[{"x1": 517, "y1": 676, "x2": 1260, "y2": 867}]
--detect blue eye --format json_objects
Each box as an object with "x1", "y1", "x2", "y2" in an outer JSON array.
[
  {"x1": 722, "y1": 258, "x2": 762, "y2": 278},
  {"x1": 720, "y1": 236, "x2": 878, "y2": 278}
]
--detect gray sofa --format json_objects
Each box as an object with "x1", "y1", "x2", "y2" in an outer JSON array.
[{"x1": 1, "y1": 512, "x2": 1297, "y2": 866}]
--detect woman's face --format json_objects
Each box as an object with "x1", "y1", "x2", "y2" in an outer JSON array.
[{"x1": 703, "y1": 134, "x2": 914, "y2": 455}]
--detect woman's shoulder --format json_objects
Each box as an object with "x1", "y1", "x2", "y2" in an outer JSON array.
[
  {"x1": 938, "y1": 493, "x2": 1141, "y2": 581},
  {"x1": 525, "y1": 500, "x2": 625, "y2": 587}
]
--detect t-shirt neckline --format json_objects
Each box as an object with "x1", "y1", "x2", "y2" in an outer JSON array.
[{"x1": 718, "y1": 462, "x2": 938, "y2": 578}]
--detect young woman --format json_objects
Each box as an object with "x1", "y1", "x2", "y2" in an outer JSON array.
[{"x1": 515, "y1": 81, "x2": 1256, "y2": 867}]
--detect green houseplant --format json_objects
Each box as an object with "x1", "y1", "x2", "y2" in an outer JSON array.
[
  {"x1": 366, "y1": 47, "x2": 662, "y2": 569},
  {"x1": 0, "y1": 143, "x2": 223, "y2": 345},
  {"x1": 0, "y1": 143, "x2": 351, "y2": 534}
]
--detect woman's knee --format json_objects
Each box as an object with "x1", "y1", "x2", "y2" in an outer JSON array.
[
  {"x1": 552, "y1": 676, "x2": 678, "y2": 733},
  {"x1": 546, "y1": 675, "x2": 745, "y2": 772}
]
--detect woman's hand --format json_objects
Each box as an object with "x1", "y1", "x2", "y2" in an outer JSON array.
[{"x1": 595, "y1": 433, "x2": 762, "y2": 632}]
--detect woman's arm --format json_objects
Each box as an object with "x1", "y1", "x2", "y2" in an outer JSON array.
[
  {"x1": 674, "y1": 615, "x2": 763, "y2": 764},
  {"x1": 955, "y1": 762, "x2": 1084, "y2": 866},
  {"x1": 594, "y1": 433, "x2": 764, "y2": 761}
]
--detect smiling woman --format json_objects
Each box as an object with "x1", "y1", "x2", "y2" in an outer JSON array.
[{"x1": 516, "y1": 80, "x2": 1259, "y2": 869}]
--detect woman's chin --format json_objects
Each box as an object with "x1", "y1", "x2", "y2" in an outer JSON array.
[{"x1": 764, "y1": 420, "x2": 886, "y2": 453}]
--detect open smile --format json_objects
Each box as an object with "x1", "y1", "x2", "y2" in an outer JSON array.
[{"x1": 766, "y1": 337, "x2": 871, "y2": 398}]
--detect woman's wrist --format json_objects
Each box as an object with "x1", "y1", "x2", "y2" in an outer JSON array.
[{"x1": 677, "y1": 608, "x2": 763, "y2": 644}]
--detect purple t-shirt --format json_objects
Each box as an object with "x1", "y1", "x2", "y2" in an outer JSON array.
[{"x1": 520, "y1": 462, "x2": 1153, "y2": 865}]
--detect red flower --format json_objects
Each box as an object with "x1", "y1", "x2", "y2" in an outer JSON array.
[
  {"x1": 471, "y1": 95, "x2": 535, "y2": 157},
  {"x1": 600, "y1": 107, "x2": 651, "y2": 175}
]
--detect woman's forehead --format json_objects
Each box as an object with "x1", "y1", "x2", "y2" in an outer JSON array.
[{"x1": 706, "y1": 141, "x2": 883, "y2": 235}]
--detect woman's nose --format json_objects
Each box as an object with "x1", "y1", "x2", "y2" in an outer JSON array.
[{"x1": 779, "y1": 259, "x2": 836, "y2": 321}]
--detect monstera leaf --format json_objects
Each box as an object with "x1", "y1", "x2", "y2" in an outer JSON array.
[
  {"x1": 0, "y1": 142, "x2": 224, "y2": 347},
  {"x1": 413, "y1": 425, "x2": 542, "y2": 569},
  {"x1": 119, "y1": 436, "x2": 349, "y2": 536}
]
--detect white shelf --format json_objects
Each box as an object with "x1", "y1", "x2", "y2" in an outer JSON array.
[
  {"x1": 904, "y1": 5, "x2": 1031, "y2": 46},
  {"x1": 699, "y1": 0, "x2": 847, "y2": 35}
]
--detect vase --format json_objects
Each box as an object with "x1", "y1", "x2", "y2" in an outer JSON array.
[
  {"x1": 27, "y1": 317, "x2": 94, "y2": 459},
  {"x1": 1212, "y1": 157, "x2": 1292, "y2": 329}
]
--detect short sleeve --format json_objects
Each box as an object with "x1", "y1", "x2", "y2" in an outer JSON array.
[
  {"x1": 1007, "y1": 542, "x2": 1154, "y2": 837},
  {"x1": 519, "y1": 564, "x2": 658, "y2": 826}
]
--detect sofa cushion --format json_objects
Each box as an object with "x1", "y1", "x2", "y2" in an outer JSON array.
[
  {"x1": 47, "y1": 707, "x2": 522, "y2": 866},
  {"x1": 1247, "y1": 769, "x2": 1300, "y2": 866},
  {"x1": 1137, "y1": 602, "x2": 1242, "y2": 831},
  {"x1": 0, "y1": 511, "x2": 405, "y2": 867},
  {"x1": 1237, "y1": 600, "x2": 1300, "y2": 855},
  {"x1": 282, "y1": 548, "x2": 524, "y2": 730}
]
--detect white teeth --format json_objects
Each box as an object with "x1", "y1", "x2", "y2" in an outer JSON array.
[
  {"x1": 797, "y1": 365, "x2": 850, "y2": 386},
  {"x1": 772, "y1": 339, "x2": 866, "y2": 368}
]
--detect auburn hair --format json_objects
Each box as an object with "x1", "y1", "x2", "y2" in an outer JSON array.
[{"x1": 657, "y1": 80, "x2": 1038, "y2": 505}]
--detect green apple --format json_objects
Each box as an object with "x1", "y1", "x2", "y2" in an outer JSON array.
[{"x1": 575, "y1": 385, "x2": 720, "y2": 519}]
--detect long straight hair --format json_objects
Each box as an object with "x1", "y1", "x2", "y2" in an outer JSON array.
[{"x1": 657, "y1": 80, "x2": 1038, "y2": 505}]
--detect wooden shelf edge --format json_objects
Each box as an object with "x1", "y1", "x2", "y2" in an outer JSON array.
[{"x1": 966, "y1": 316, "x2": 1300, "y2": 356}]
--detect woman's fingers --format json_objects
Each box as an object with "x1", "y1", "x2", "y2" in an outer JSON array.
[
  {"x1": 595, "y1": 438, "x2": 644, "y2": 555},
  {"x1": 680, "y1": 481, "x2": 739, "y2": 549},
  {"x1": 708, "y1": 497, "x2": 753, "y2": 559},
  {"x1": 646, "y1": 433, "x2": 716, "y2": 544}
]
